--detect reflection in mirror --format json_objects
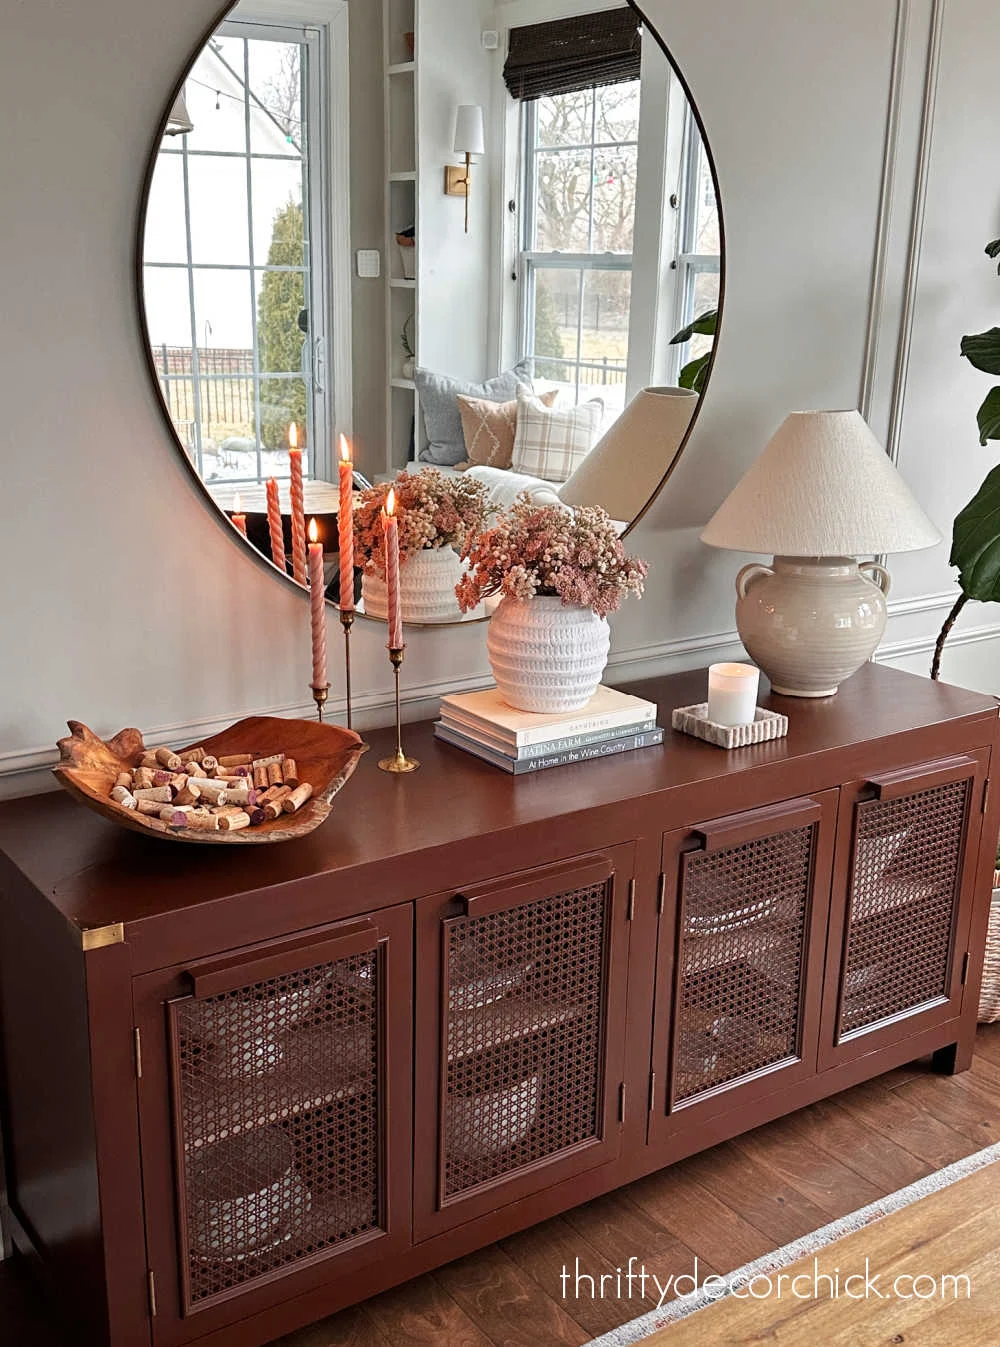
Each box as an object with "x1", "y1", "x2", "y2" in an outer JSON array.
[{"x1": 140, "y1": 0, "x2": 721, "y2": 627}]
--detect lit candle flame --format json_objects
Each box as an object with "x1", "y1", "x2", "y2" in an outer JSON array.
[
  {"x1": 308, "y1": 517, "x2": 319, "y2": 544},
  {"x1": 386, "y1": 486, "x2": 396, "y2": 517},
  {"x1": 233, "y1": 492, "x2": 242, "y2": 513},
  {"x1": 289, "y1": 422, "x2": 298, "y2": 451},
  {"x1": 339, "y1": 434, "x2": 352, "y2": 463}
]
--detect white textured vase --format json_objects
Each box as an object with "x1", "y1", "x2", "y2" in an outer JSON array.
[
  {"x1": 487, "y1": 596, "x2": 611, "y2": 713},
  {"x1": 363, "y1": 546, "x2": 465, "y2": 624}
]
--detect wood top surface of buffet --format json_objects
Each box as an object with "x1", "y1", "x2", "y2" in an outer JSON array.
[{"x1": 0, "y1": 664, "x2": 996, "y2": 963}]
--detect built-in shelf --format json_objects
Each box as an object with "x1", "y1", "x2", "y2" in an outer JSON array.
[
  {"x1": 387, "y1": 61, "x2": 415, "y2": 75},
  {"x1": 391, "y1": 378, "x2": 416, "y2": 391},
  {"x1": 390, "y1": 278, "x2": 416, "y2": 290},
  {"x1": 385, "y1": 0, "x2": 419, "y2": 477},
  {"x1": 389, "y1": 170, "x2": 417, "y2": 183}
]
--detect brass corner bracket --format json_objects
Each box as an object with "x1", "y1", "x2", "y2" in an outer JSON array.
[{"x1": 80, "y1": 922, "x2": 126, "y2": 952}]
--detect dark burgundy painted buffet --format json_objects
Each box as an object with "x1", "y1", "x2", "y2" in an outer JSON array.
[{"x1": 1, "y1": 665, "x2": 998, "y2": 1347}]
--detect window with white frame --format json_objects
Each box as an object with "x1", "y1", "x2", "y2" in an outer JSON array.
[
  {"x1": 143, "y1": 19, "x2": 332, "y2": 486},
  {"x1": 669, "y1": 107, "x2": 721, "y2": 387},
  {"x1": 519, "y1": 79, "x2": 641, "y2": 419}
]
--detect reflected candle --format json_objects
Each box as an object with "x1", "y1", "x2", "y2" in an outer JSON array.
[
  {"x1": 338, "y1": 434, "x2": 355, "y2": 613},
  {"x1": 265, "y1": 478, "x2": 286, "y2": 572},
  {"x1": 308, "y1": 518, "x2": 328, "y2": 688},
  {"x1": 383, "y1": 487, "x2": 403, "y2": 650},
  {"x1": 707, "y1": 663, "x2": 760, "y2": 727},
  {"x1": 289, "y1": 422, "x2": 307, "y2": 586},
  {"x1": 231, "y1": 493, "x2": 247, "y2": 539}
]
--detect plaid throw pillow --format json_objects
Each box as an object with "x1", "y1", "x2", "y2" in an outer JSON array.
[
  {"x1": 511, "y1": 390, "x2": 604, "y2": 483},
  {"x1": 457, "y1": 388, "x2": 559, "y2": 470}
]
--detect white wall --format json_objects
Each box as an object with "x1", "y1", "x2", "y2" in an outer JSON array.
[{"x1": 1, "y1": 0, "x2": 998, "y2": 800}]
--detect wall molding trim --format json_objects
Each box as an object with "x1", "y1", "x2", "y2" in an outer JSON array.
[
  {"x1": 876, "y1": 616, "x2": 1000, "y2": 663},
  {"x1": 859, "y1": 0, "x2": 909, "y2": 421}
]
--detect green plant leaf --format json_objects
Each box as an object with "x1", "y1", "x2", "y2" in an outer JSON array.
[
  {"x1": 977, "y1": 387, "x2": 1000, "y2": 444},
  {"x1": 961, "y1": 329, "x2": 1000, "y2": 376},
  {"x1": 679, "y1": 352, "x2": 711, "y2": 392},
  {"x1": 670, "y1": 309, "x2": 718, "y2": 346},
  {"x1": 950, "y1": 464, "x2": 1000, "y2": 601}
]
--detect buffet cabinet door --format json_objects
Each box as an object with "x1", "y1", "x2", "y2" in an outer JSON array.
[
  {"x1": 649, "y1": 793, "x2": 837, "y2": 1141},
  {"x1": 413, "y1": 845, "x2": 634, "y2": 1241},
  {"x1": 134, "y1": 907, "x2": 412, "y2": 1347},
  {"x1": 819, "y1": 753, "x2": 988, "y2": 1069}
]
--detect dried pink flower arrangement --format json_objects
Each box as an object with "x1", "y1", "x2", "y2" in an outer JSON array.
[
  {"x1": 354, "y1": 469, "x2": 488, "y2": 576},
  {"x1": 457, "y1": 496, "x2": 648, "y2": 619}
]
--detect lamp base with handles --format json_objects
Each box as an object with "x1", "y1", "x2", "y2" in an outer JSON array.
[{"x1": 735, "y1": 555, "x2": 891, "y2": 698}]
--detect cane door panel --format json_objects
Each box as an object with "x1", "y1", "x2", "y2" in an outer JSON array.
[
  {"x1": 650, "y1": 793, "x2": 837, "y2": 1140},
  {"x1": 135, "y1": 906, "x2": 412, "y2": 1347},
  {"x1": 414, "y1": 845, "x2": 634, "y2": 1241},
  {"x1": 819, "y1": 753, "x2": 988, "y2": 1068}
]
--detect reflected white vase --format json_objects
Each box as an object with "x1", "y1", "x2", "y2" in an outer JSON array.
[
  {"x1": 362, "y1": 545, "x2": 465, "y2": 624},
  {"x1": 487, "y1": 596, "x2": 611, "y2": 713}
]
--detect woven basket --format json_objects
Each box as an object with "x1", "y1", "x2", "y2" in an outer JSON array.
[{"x1": 978, "y1": 871, "x2": 1000, "y2": 1023}]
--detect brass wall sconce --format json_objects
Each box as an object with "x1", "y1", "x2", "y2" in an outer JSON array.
[{"x1": 445, "y1": 105, "x2": 485, "y2": 233}]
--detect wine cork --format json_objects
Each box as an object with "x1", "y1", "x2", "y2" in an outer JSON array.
[
  {"x1": 159, "y1": 805, "x2": 194, "y2": 828},
  {"x1": 218, "y1": 810, "x2": 251, "y2": 832},
  {"x1": 153, "y1": 770, "x2": 173, "y2": 787},
  {"x1": 253, "y1": 764, "x2": 269, "y2": 791},
  {"x1": 111, "y1": 785, "x2": 137, "y2": 810},
  {"x1": 267, "y1": 761, "x2": 285, "y2": 788},
  {"x1": 200, "y1": 755, "x2": 219, "y2": 776},
  {"x1": 139, "y1": 750, "x2": 159, "y2": 769},
  {"x1": 262, "y1": 799, "x2": 284, "y2": 821},
  {"x1": 282, "y1": 783, "x2": 313, "y2": 813},
  {"x1": 282, "y1": 759, "x2": 299, "y2": 789},
  {"x1": 248, "y1": 807, "x2": 267, "y2": 827},
  {"x1": 182, "y1": 760, "x2": 202, "y2": 777},
  {"x1": 154, "y1": 747, "x2": 182, "y2": 771},
  {"x1": 185, "y1": 746, "x2": 206, "y2": 764},
  {"x1": 133, "y1": 786, "x2": 173, "y2": 804},
  {"x1": 136, "y1": 799, "x2": 163, "y2": 816},
  {"x1": 114, "y1": 770, "x2": 132, "y2": 790},
  {"x1": 218, "y1": 753, "x2": 253, "y2": 768},
  {"x1": 252, "y1": 754, "x2": 285, "y2": 769},
  {"x1": 260, "y1": 785, "x2": 292, "y2": 806},
  {"x1": 188, "y1": 778, "x2": 227, "y2": 803},
  {"x1": 132, "y1": 767, "x2": 154, "y2": 790},
  {"x1": 185, "y1": 810, "x2": 220, "y2": 832},
  {"x1": 173, "y1": 780, "x2": 201, "y2": 806}
]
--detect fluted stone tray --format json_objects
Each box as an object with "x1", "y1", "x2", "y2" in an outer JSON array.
[{"x1": 671, "y1": 703, "x2": 789, "y2": 749}]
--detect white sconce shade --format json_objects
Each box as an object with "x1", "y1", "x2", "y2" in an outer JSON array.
[
  {"x1": 454, "y1": 105, "x2": 486, "y2": 156},
  {"x1": 166, "y1": 88, "x2": 194, "y2": 137}
]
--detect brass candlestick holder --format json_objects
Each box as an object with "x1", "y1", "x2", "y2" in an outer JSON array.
[
  {"x1": 340, "y1": 609, "x2": 355, "y2": 729},
  {"x1": 379, "y1": 647, "x2": 419, "y2": 774},
  {"x1": 311, "y1": 683, "x2": 331, "y2": 723}
]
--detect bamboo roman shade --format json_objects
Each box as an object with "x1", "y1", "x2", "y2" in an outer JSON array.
[{"x1": 503, "y1": 9, "x2": 642, "y2": 103}]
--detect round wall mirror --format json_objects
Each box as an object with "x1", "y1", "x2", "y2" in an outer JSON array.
[{"x1": 138, "y1": 0, "x2": 723, "y2": 628}]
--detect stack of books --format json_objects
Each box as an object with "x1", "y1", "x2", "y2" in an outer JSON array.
[{"x1": 435, "y1": 686, "x2": 663, "y2": 774}]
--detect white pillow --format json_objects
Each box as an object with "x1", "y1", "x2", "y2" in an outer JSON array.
[{"x1": 511, "y1": 390, "x2": 604, "y2": 483}]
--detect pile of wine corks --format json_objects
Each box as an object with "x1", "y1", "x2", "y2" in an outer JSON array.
[{"x1": 108, "y1": 746, "x2": 312, "y2": 833}]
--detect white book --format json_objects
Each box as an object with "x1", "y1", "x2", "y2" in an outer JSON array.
[{"x1": 439, "y1": 685, "x2": 658, "y2": 748}]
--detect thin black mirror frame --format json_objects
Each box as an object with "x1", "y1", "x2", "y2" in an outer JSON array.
[{"x1": 133, "y1": 0, "x2": 726, "y2": 596}]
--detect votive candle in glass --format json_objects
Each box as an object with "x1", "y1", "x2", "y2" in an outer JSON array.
[{"x1": 707, "y1": 663, "x2": 760, "y2": 727}]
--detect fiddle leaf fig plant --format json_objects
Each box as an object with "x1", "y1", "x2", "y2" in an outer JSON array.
[
  {"x1": 669, "y1": 308, "x2": 717, "y2": 393},
  {"x1": 932, "y1": 237, "x2": 1000, "y2": 679}
]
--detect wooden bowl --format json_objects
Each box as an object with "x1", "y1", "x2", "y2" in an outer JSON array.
[{"x1": 53, "y1": 717, "x2": 368, "y2": 844}]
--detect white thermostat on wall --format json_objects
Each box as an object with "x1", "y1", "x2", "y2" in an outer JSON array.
[
  {"x1": 481, "y1": 30, "x2": 500, "y2": 50},
  {"x1": 356, "y1": 250, "x2": 381, "y2": 279}
]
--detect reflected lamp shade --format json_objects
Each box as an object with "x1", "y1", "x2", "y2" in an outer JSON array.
[
  {"x1": 700, "y1": 409, "x2": 941, "y2": 556},
  {"x1": 454, "y1": 105, "x2": 486, "y2": 156},
  {"x1": 559, "y1": 386, "x2": 698, "y2": 524},
  {"x1": 701, "y1": 410, "x2": 942, "y2": 699},
  {"x1": 166, "y1": 88, "x2": 194, "y2": 137}
]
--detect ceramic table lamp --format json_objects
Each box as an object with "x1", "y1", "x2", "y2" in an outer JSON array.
[{"x1": 701, "y1": 410, "x2": 941, "y2": 697}]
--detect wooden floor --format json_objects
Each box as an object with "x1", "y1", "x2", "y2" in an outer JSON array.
[
  {"x1": 652, "y1": 1159, "x2": 1000, "y2": 1346},
  {"x1": 5, "y1": 1025, "x2": 1000, "y2": 1346}
]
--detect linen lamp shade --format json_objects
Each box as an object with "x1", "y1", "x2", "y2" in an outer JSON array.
[
  {"x1": 454, "y1": 105, "x2": 486, "y2": 156},
  {"x1": 166, "y1": 88, "x2": 194, "y2": 137},
  {"x1": 701, "y1": 410, "x2": 941, "y2": 555},
  {"x1": 560, "y1": 386, "x2": 698, "y2": 524}
]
